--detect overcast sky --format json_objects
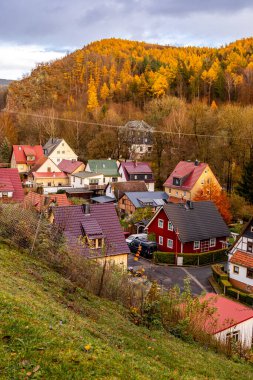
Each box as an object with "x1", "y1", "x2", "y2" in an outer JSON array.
[{"x1": 1, "y1": 0, "x2": 253, "y2": 79}]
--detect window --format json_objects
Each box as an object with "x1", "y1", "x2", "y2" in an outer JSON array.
[
  {"x1": 173, "y1": 177, "x2": 181, "y2": 186},
  {"x1": 73, "y1": 176, "x2": 75, "y2": 183},
  {"x1": 210, "y1": 238, "x2": 216, "y2": 247},
  {"x1": 158, "y1": 219, "x2": 164, "y2": 228},
  {"x1": 47, "y1": 167, "x2": 51, "y2": 172},
  {"x1": 62, "y1": 151, "x2": 65, "y2": 154},
  {"x1": 226, "y1": 331, "x2": 239, "y2": 343},
  {"x1": 48, "y1": 182, "x2": 51, "y2": 186},
  {"x1": 167, "y1": 239, "x2": 173, "y2": 249},
  {"x1": 159, "y1": 236, "x2": 163, "y2": 245},
  {"x1": 247, "y1": 268, "x2": 253, "y2": 279},
  {"x1": 233, "y1": 266, "x2": 239, "y2": 274},
  {"x1": 247, "y1": 242, "x2": 253, "y2": 253},
  {"x1": 1, "y1": 192, "x2": 8, "y2": 198},
  {"x1": 57, "y1": 151, "x2": 60, "y2": 154},
  {"x1": 144, "y1": 175, "x2": 147, "y2": 179},
  {"x1": 134, "y1": 175, "x2": 137, "y2": 180},
  {"x1": 168, "y1": 188, "x2": 171, "y2": 194},
  {"x1": 80, "y1": 179, "x2": 83, "y2": 185},
  {"x1": 194, "y1": 241, "x2": 200, "y2": 250},
  {"x1": 62, "y1": 143, "x2": 64, "y2": 146},
  {"x1": 57, "y1": 158, "x2": 60, "y2": 162},
  {"x1": 168, "y1": 221, "x2": 173, "y2": 231},
  {"x1": 183, "y1": 191, "x2": 186, "y2": 196}
]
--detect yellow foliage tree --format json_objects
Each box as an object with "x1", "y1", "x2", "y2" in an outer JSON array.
[
  {"x1": 100, "y1": 82, "x2": 110, "y2": 101},
  {"x1": 87, "y1": 76, "x2": 99, "y2": 112},
  {"x1": 152, "y1": 74, "x2": 168, "y2": 97}
]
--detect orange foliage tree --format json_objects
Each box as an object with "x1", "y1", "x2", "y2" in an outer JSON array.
[{"x1": 193, "y1": 182, "x2": 232, "y2": 224}]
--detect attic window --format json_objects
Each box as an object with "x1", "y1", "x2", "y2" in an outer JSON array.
[{"x1": 173, "y1": 177, "x2": 181, "y2": 186}]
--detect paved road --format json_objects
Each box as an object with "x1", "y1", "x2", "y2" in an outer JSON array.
[{"x1": 128, "y1": 254, "x2": 213, "y2": 296}]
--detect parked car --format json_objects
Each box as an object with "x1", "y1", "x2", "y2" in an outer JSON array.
[
  {"x1": 128, "y1": 238, "x2": 157, "y2": 259},
  {"x1": 125, "y1": 233, "x2": 148, "y2": 244}
]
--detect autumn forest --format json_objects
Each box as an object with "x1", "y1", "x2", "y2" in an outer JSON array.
[{"x1": 2, "y1": 37, "x2": 253, "y2": 219}]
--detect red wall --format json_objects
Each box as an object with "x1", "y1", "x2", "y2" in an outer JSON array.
[{"x1": 148, "y1": 209, "x2": 226, "y2": 253}]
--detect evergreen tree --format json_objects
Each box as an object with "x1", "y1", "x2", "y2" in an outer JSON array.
[
  {"x1": 0, "y1": 137, "x2": 11, "y2": 162},
  {"x1": 237, "y1": 159, "x2": 253, "y2": 203}
]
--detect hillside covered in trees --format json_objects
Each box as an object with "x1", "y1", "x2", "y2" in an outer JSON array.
[{"x1": 7, "y1": 37, "x2": 253, "y2": 111}]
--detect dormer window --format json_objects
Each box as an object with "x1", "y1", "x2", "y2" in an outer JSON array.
[
  {"x1": 0, "y1": 191, "x2": 13, "y2": 198},
  {"x1": 173, "y1": 177, "x2": 181, "y2": 186}
]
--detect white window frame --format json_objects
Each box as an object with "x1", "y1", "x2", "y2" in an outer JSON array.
[
  {"x1": 167, "y1": 239, "x2": 173, "y2": 249},
  {"x1": 159, "y1": 236, "x2": 163, "y2": 245},
  {"x1": 233, "y1": 266, "x2": 239, "y2": 274},
  {"x1": 158, "y1": 219, "x2": 164, "y2": 228},
  {"x1": 210, "y1": 238, "x2": 216, "y2": 247},
  {"x1": 168, "y1": 221, "x2": 173, "y2": 231},
  {"x1": 194, "y1": 241, "x2": 200, "y2": 250}
]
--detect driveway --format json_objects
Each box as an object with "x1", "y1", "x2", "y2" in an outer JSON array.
[{"x1": 128, "y1": 254, "x2": 214, "y2": 296}]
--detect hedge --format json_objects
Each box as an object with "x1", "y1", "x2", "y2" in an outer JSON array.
[
  {"x1": 212, "y1": 275, "x2": 253, "y2": 307},
  {"x1": 212, "y1": 264, "x2": 228, "y2": 283},
  {"x1": 153, "y1": 249, "x2": 227, "y2": 266}
]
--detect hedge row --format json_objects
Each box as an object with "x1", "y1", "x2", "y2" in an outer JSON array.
[
  {"x1": 211, "y1": 264, "x2": 253, "y2": 306},
  {"x1": 153, "y1": 249, "x2": 227, "y2": 266}
]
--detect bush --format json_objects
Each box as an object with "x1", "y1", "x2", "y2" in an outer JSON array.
[
  {"x1": 178, "y1": 254, "x2": 199, "y2": 266},
  {"x1": 212, "y1": 264, "x2": 228, "y2": 283}
]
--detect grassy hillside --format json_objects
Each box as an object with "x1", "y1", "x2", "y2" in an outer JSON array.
[{"x1": 0, "y1": 242, "x2": 253, "y2": 379}]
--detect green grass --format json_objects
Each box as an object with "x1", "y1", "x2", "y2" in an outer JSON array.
[{"x1": 0, "y1": 243, "x2": 253, "y2": 379}]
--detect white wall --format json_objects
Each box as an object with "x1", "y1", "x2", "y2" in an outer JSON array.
[
  {"x1": 70, "y1": 174, "x2": 104, "y2": 188},
  {"x1": 215, "y1": 318, "x2": 253, "y2": 349},
  {"x1": 36, "y1": 158, "x2": 60, "y2": 173},
  {"x1": 49, "y1": 140, "x2": 77, "y2": 165},
  {"x1": 228, "y1": 256, "x2": 253, "y2": 289}
]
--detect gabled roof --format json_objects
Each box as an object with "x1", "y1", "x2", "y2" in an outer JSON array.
[
  {"x1": 12, "y1": 145, "x2": 44, "y2": 165},
  {"x1": 43, "y1": 138, "x2": 63, "y2": 156},
  {"x1": 201, "y1": 293, "x2": 253, "y2": 334},
  {"x1": 72, "y1": 171, "x2": 103, "y2": 179},
  {"x1": 28, "y1": 156, "x2": 48, "y2": 174},
  {"x1": 58, "y1": 159, "x2": 84, "y2": 174},
  {"x1": 157, "y1": 201, "x2": 230, "y2": 243},
  {"x1": 229, "y1": 250, "x2": 253, "y2": 269},
  {"x1": 0, "y1": 169, "x2": 24, "y2": 202},
  {"x1": 120, "y1": 161, "x2": 153, "y2": 179},
  {"x1": 87, "y1": 160, "x2": 119, "y2": 177},
  {"x1": 125, "y1": 191, "x2": 168, "y2": 208},
  {"x1": 24, "y1": 192, "x2": 71, "y2": 211},
  {"x1": 107, "y1": 180, "x2": 148, "y2": 200},
  {"x1": 163, "y1": 161, "x2": 208, "y2": 190},
  {"x1": 53, "y1": 204, "x2": 130, "y2": 258},
  {"x1": 124, "y1": 120, "x2": 153, "y2": 131}
]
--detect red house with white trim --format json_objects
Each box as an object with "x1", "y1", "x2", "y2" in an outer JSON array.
[
  {"x1": 11, "y1": 145, "x2": 44, "y2": 174},
  {"x1": 146, "y1": 201, "x2": 230, "y2": 254},
  {"x1": 0, "y1": 168, "x2": 24, "y2": 202}
]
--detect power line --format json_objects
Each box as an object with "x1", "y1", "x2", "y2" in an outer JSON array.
[{"x1": 1, "y1": 109, "x2": 252, "y2": 141}]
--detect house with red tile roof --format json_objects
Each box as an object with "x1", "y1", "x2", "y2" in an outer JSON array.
[
  {"x1": 199, "y1": 293, "x2": 253, "y2": 348},
  {"x1": 228, "y1": 218, "x2": 253, "y2": 293},
  {"x1": 52, "y1": 203, "x2": 129, "y2": 269},
  {"x1": 11, "y1": 145, "x2": 44, "y2": 174},
  {"x1": 0, "y1": 168, "x2": 24, "y2": 202},
  {"x1": 24, "y1": 191, "x2": 71, "y2": 213},
  {"x1": 118, "y1": 161, "x2": 155, "y2": 191},
  {"x1": 58, "y1": 159, "x2": 85, "y2": 175},
  {"x1": 163, "y1": 160, "x2": 221, "y2": 200}
]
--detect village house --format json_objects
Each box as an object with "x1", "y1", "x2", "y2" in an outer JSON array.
[
  {"x1": 201, "y1": 293, "x2": 253, "y2": 349},
  {"x1": 105, "y1": 180, "x2": 148, "y2": 200},
  {"x1": 52, "y1": 203, "x2": 129, "y2": 269},
  {"x1": 11, "y1": 145, "x2": 44, "y2": 174},
  {"x1": 121, "y1": 120, "x2": 153, "y2": 158},
  {"x1": 85, "y1": 159, "x2": 120, "y2": 185},
  {"x1": 228, "y1": 218, "x2": 253, "y2": 293},
  {"x1": 70, "y1": 172, "x2": 105, "y2": 189},
  {"x1": 163, "y1": 160, "x2": 221, "y2": 200},
  {"x1": 118, "y1": 161, "x2": 155, "y2": 191},
  {"x1": 43, "y1": 138, "x2": 78, "y2": 165},
  {"x1": 118, "y1": 191, "x2": 168, "y2": 216},
  {"x1": 146, "y1": 201, "x2": 230, "y2": 256},
  {"x1": 0, "y1": 168, "x2": 24, "y2": 202}
]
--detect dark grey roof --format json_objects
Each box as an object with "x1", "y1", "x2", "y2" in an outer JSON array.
[
  {"x1": 43, "y1": 138, "x2": 63, "y2": 156},
  {"x1": 91, "y1": 196, "x2": 116, "y2": 203},
  {"x1": 72, "y1": 171, "x2": 103, "y2": 179},
  {"x1": 163, "y1": 201, "x2": 230, "y2": 243}
]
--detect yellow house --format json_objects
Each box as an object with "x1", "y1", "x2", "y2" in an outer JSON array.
[
  {"x1": 28, "y1": 156, "x2": 69, "y2": 187},
  {"x1": 11, "y1": 145, "x2": 44, "y2": 174},
  {"x1": 164, "y1": 160, "x2": 221, "y2": 200}
]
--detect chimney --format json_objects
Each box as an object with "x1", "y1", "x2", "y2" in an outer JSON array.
[
  {"x1": 82, "y1": 204, "x2": 90, "y2": 214},
  {"x1": 194, "y1": 159, "x2": 199, "y2": 166}
]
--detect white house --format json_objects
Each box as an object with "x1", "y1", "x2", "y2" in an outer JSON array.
[
  {"x1": 70, "y1": 172, "x2": 105, "y2": 188},
  {"x1": 202, "y1": 293, "x2": 253, "y2": 349},
  {"x1": 43, "y1": 138, "x2": 78, "y2": 165},
  {"x1": 228, "y1": 218, "x2": 253, "y2": 293},
  {"x1": 85, "y1": 159, "x2": 120, "y2": 186}
]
